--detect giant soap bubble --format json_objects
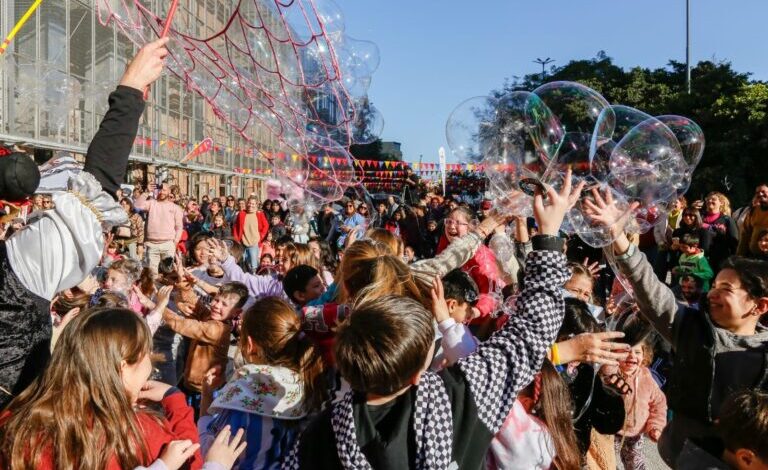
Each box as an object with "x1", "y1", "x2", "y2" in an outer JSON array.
[{"x1": 446, "y1": 80, "x2": 704, "y2": 247}]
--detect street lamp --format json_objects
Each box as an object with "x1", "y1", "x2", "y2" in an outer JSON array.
[
  {"x1": 686, "y1": 0, "x2": 691, "y2": 94},
  {"x1": 534, "y1": 57, "x2": 555, "y2": 80}
]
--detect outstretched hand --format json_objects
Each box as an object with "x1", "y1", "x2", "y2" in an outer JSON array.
[
  {"x1": 119, "y1": 37, "x2": 170, "y2": 93},
  {"x1": 533, "y1": 168, "x2": 585, "y2": 236},
  {"x1": 556, "y1": 331, "x2": 629, "y2": 366},
  {"x1": 429, "y1": 277, "x2": 451, "y2": 323},
  {"x1": 581, "y1": 187, "x2": 639, "y2": 239},
  {"x1": 206, "y1": 239, "x2": 230, "y2": 263}
]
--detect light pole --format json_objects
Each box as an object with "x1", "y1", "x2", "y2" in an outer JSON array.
[
  {"x1": 534, "y1": 57, "x2": 555, "y2": 81},
  {"x1": 686, "y1": 0, "x2": 691, "y2": 94}
]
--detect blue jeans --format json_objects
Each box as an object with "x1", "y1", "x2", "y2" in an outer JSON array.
[{"x1": 244, "y1": 244, "x2": 260, "y2": 272}]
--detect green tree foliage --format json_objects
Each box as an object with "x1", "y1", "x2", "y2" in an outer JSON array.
[{"x1": 494, "y1": 54, "x2": 768, "y2": 206}]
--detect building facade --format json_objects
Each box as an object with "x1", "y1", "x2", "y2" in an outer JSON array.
[{"x1": 0, "y1": 0, "x2": 299, "y2": 199}]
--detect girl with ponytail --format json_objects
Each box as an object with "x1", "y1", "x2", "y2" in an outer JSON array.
[{"x1": 198, "y1": 297, "x2": 327, "y2": 469}]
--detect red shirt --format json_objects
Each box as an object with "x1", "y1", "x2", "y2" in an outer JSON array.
[
  {"x1": 437, "y1": 235, "x2": 504, "y2": 320},
  {"x1": 1, "y1": 391, "x2": 203, "y2": 469},
  {"x1": 300, "y1": 303, "x2": 351, "y2": 367}
]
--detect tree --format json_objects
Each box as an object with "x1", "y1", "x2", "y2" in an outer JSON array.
[{"x1": 489, "y1": 54, "x2": 768, "y2": 206}]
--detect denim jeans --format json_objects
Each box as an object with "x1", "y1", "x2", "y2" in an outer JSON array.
[{"x1": 244, "y1": 244, "x2": 260, "y2": 272}]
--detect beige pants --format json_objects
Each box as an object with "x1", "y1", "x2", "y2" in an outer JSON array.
[{"x1": 144, "y1": 240, "x2": 176, "y2": 273}]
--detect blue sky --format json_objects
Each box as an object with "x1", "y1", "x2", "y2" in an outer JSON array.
[{"x1": 334, "y1": 0, "x2": 768, "y2": 164}]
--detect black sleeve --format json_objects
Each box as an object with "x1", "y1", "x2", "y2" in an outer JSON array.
[
  {"x1": 589, "y1": 381, "x2": 627, "y2": 435},
  {"x1": 294, "y1": 410, "x2": 344, "y2": 469},
  {"x1": 83, "y1": 85, "x2": 145, "y2": 199}
]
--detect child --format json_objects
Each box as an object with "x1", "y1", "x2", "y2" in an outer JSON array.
[
  {"x1": 607, "y1": 317, "x2": 667, "y2": 470},
  {"x1": 431, "y1": 269, "x2": 480, "y2": 368},
  {"x1": 0, "y1": 308, "x2": 204, "y2": 469},
  {"x1": 755, "y1": 229, "x2": 768, "y2": 261},
  {"x1": 259, "y1": 253, "x2": 274, "y2": 271},
  {"x1": 102, "y1": 258, "x2": 146, "y2": 314},
  {"x1": 270, "y1": 214, "x2": 287, "y2": 240},
  {"x1": 104, "y1": 239, "x2": 124, "y2": 266},
  {"x1": 283, "y1": 265, "x2": 326, "y2": 308},
  {"x1": 163, "y1": 282, "x2": 249, "y2": 412},
  {"x1": 677, "y1": 390, "x2": 768, "y2": 470},
  {"x1": 209, "y1": 213, "x2": 232, "y2": 240},
  {"x1": 673, "y1": 233, "x2": 714, "y2": 290},
  {"x1": 198, "y1": 297, "x2": 327, "y2": 469},
  {"x1": 584, "y1": 187, "x2": 768, "y2": 465},
  {"x1": 283, "y1": 171, "x2": 584, "y2": 469}
]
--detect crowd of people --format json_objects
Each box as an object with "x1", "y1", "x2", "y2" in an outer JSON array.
[{"x1": 0, "y1": 37, "x2": 767, "y2": 470}]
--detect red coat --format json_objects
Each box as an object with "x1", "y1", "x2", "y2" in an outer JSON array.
[
  {"x1": 1, "y1": 391, "x2": 203, "y2": 469},
  {"x1": 232, "y1": 210, "x2": 269, "y2": 245},
  {"x1": 437, "y1": 235, "x2": 504, "y2": 320}
]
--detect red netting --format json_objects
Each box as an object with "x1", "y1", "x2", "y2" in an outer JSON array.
[{"x1": 97, "y1": 0, "x2": 384, "y2": 203}]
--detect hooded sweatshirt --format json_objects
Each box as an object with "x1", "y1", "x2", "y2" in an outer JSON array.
[{"x1": 608, "y1": 245, "x2": 768, "y2": 465}]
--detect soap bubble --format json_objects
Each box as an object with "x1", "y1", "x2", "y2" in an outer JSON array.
[
  {"x1": 531, "y1": 81, "x2": 611, "y2": 161},
  {"x1": 445, "y1": 96, "x2": 499, "y2": 163},
  {"x1": 608, "y1": 117, "x2": 688, "y2": 205},
  {"x1": 655, "y1": 115, "x2": 705, "y2": 169}
]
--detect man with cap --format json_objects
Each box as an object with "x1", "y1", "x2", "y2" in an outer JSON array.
[{"x1": 0, "y1": 37, "x2": 170, "y2": 408}]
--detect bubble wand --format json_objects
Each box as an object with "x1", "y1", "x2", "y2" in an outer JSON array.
[
  {"x1": 0, "y1": 0, "x2": 44, "y2": 56},
  {"x1": 143, "y1": 0, "x2": 180, "y2": 99}
]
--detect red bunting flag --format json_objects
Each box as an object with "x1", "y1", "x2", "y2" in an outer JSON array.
[{"x1": 180, "y1": 137, "x2": 214, "y2": 163}]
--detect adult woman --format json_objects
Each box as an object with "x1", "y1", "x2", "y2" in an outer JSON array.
[
  {"x1": 202, "y1": 200, "x2": 222, "y2": 232},
  {"x1": 119, "y1": 197, "x2": 145, "y2": 260},
  {"x1": 701, "y1": 192, "x2": 738, "y2": 272},
  {"x1": 670, "y1": 208, "x2": 710, "y2": 271},
  {"x1": 223, "y1": 196, "x2": 238, "y2": 225},
  {"x1": 232, "y1": 197, "x2": 269, "y2": 273}
]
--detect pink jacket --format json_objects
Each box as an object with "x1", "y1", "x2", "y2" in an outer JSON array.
[{"x1": 607, "y1": 366, "x2": 667, "y2": 437}]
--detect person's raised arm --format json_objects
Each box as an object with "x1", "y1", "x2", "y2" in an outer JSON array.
[
  {"x1": 84, "y1": 38, "x2": 169, "y2": 198},
  {"x1": 455, "y1": 171, "x2": 583, "y2": 435},
  {"x1": 582, "y1": 188, "x2": 679, "y2": 343}
]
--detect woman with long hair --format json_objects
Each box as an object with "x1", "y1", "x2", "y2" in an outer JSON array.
[
  {"x1": 199, "y1": 297, "x2": 327, "y2": 468},
  {"x1": 0, "y1": 308, "x2": 203, "y2": 469},
  {"x1": 701, "y1": 191, "x2": 738, "y2": 271},
  {"x1": 670, "y1": 207, "x2": 710, "y2": 271},
  {"x1": 119, "y1": 197, "x2": 145, "y2": 261}
]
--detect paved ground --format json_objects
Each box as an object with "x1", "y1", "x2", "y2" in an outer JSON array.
[{"x1": 616, "y1": 439, "x2": 670, "y2": 469}]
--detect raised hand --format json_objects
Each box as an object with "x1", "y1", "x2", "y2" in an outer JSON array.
[
  {"x1": 155, "y1": 285, "x2": 174, "y2": 310},
  {"x1": 206, "y1": 238, "x2": 230, "y2": 263},
  {"x1": 429, "y1": 276, "x2": 451, "y2": 323},
  {"x1": 119, "y1": 37, "x2": 170, "y2": 93},
  {"x1": 533, "y1": 168, "x2": 586, "y2": 236},
  {"x1": 556, "y1": 331, "x2": 629, "y2": 366},
  {"x1": 581, "y1": 187, "x2": 639, "y2": 239},
  {"x1": 582, "y1": 257, "x2": 602, "y2": 277}
]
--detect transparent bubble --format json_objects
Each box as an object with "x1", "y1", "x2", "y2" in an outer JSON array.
[
  {"x1": 336, "y1": 35, "x2": 380, "y2": 79},
  {"x1": 445, "y1": 96, "x2": 499, "y2": 163},
  {"x1": 608, "y1": 117, "x2": 688, "y2": 205},
  {"x1": 655, "y1": 115, "x2": 705, "y2": 169},
  {"x1": 531, "y1": 81, "x2": 611, "y2": 160},
  {"x1": 350, "y1": 99, "x2": 384, "y2": 145},
  {"x1": 568, "y1": 186, "x2": 630, "y2": 247},
  {"x1": 314, "y1": 0, "x2": 346, "y2": 36}
]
